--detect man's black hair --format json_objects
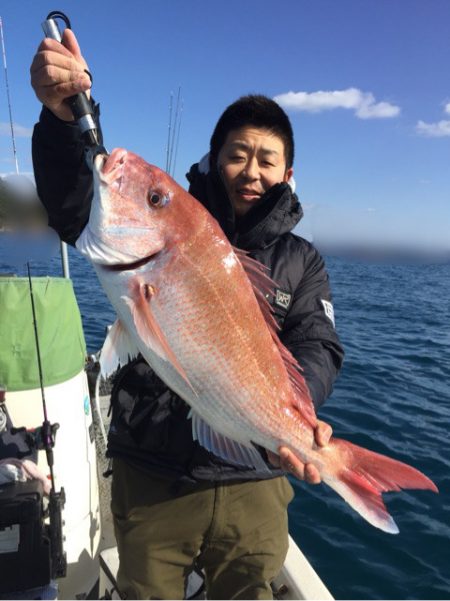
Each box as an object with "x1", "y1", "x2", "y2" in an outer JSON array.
[{"x1": 210, "y1": 95, "x2": 295, "y2": 169}]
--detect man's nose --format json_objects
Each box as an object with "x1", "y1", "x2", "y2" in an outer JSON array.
[{"x1": 242, "y1": 157, "x2": 259, "y2": 180}]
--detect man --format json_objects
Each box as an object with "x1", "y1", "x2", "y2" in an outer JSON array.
[{"x1": 30, "y1": 30, "x2": 344, "y2": 600}]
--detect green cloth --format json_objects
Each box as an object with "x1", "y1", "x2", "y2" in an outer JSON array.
[{"x1": 0, "y1": 277, "x2": 86, "y2": 391}]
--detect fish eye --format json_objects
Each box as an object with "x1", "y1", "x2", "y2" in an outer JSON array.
[
  {"x1": 148, "y1": 192, "x2": 161, "y2": 206},
  {"x1": 147, "y1": 191, "x2": 168, "y2": 208}
]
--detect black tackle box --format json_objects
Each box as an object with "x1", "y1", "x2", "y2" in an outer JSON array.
[{"x1": 0, "y1": 479, "x2": 51, "y2": 594}]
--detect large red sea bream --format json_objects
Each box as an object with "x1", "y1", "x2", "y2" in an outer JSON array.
[{"x1": 77, "y1": 148, "x2": 438, "y2": 533}]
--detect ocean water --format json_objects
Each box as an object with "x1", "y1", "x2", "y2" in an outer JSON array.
[
  {"x1": 289, "y1": 257, "x2": 450, "y2": 600},
  {"x1": 2, "y1": 246, "x2": 449, "y2": 600}
]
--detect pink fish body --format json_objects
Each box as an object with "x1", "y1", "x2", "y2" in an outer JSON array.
[{"x1": 77, "y1": 148, "x2": 437, "y2": 533}]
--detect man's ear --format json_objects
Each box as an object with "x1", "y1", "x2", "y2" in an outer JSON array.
[{"x1": 284, "y1": 167, "x2": 294, "y2": 182}]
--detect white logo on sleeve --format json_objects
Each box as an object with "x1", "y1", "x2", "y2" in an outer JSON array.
[
  {"x1": 321, "y1": 299, "x2": 335, "y2": 326},
  {"x1": 275, "y1": 289, "x2": 292, "y2": 310}
]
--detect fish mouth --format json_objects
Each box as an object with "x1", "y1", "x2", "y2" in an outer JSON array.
[
  {"x1": 94, "y1": 149, "x2": 128, "y2": 184},
  {"x1": 76, "y1": 225, "x2": 159, "y2": 269},
  {"x1": 101, "y1": 252, "x2": 157, "y2": 272}
]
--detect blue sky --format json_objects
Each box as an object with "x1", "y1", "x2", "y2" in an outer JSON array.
[{"x1": 0, "y1": 0, "x2": 449, "y2": 249}]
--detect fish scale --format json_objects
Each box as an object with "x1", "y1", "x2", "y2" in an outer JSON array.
[
  {"x1": 149, "y1": 245, "x2": 295, "y2": 444},
  {"x1": 76, "y1": 147, "x2": 438, "y2": 534}
]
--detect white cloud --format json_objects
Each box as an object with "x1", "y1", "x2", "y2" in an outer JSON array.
[
  {"x1": 274, "y1": 88, "x2": 400, "y2": 119},
  {"x1": 416, "y1": 102, "x2": 450, "y2": 137},
  {"x1": 416, "y1": 119, "x2": 450, "y2": 138},
  {"x1": 0, "y1": 122, "x2": 33, "y2": 138}
]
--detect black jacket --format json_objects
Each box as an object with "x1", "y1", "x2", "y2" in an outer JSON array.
[{"x1": 32, "y1": 104, "x2": 344, "y2": 482}]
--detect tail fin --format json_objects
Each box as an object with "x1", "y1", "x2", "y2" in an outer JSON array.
[{"x1": 322, "y1": 438, "x2": 438, "y2": 534}]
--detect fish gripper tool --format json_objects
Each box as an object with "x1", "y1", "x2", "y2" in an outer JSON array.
[{"x1": 41, "y1": 11, "x2": 101, "y2": 149}]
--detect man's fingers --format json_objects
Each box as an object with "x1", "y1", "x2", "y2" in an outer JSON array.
[
  {"x1": 304, "y1": 463, "x2": 321, "y2": 485},
  {"x1": 30, "y1": 31, "x2": 89, "y2": 120},
  {"x1": 279, "y1": 449, "x2": 305, "y2": 480},
  {"x1": 266, "y1": 450, "x2": 281, "y2": 468},
  {"x1": 276, "y1": 447, "x2": 322, "y2": 484},
  {"x1": 31, "y1": 73, "x2": 91, "y2": 109},
  {"x1": 315, "y1": 420, "x2": 333, "y2": 447},
  {"x1": 36, "y1": 37, "x2": 76, "y2": 60},
  {"x1": 31, "y1": 51, "x2": 87, "y2": 81},
  {"x1": 283, "y1": 460, "x2": 305, "y2": 480},
  {"x1": 42, "y1": 79, "x2": 91, "y2": 102},
  {"x1": 30, "y1": 50, "x2": 91, "y2": 109},
  {"x1": 32, "y1": 65, "x2": 90, "y2": 91},
  {"x1": 61, "y1": 29, "x2": 86, "y2": 63},
  {"x1": 39, "y1": 29, "x2": 87, "y2": 66}
]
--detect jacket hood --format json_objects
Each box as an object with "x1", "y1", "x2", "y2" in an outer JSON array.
[{"x1": 186, "y1": 161, "x2": 303, "y2": 251}]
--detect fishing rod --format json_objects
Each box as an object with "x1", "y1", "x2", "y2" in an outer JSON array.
[
  {"x1": 168, "y1": 86, "x2": 181, "y2": 175},
  {"x1": 165, "y1": 92, "x2": 174, "y2": 173},
  {"x1": 171, "y1": 98, "x2": 183, "y2": 178},
  {"x1": 166, "y1": 86, "x2": 183, "y2": 176},
  {"x1": 0, "y1": 17, "x2": 19, "y2": 174},
  {"x1": 25, "y1": 262, "x2": 67, "y2": 579},
  {"x1": 26, "y1": 263, "x2": 56, "y2": 490}
]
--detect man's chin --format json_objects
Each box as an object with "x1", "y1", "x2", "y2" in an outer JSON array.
[{"x1": 233, "y1": 198, "x2": 261, "y2": 218}]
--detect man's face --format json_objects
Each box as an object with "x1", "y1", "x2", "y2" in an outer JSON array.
[{"x1": 217, "y1": 126, "x2": 294, "y2": 217}]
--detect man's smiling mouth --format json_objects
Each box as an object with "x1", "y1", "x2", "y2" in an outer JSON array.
[{"x1": 237, "y1": 189, "x2": 261, "y2": 198}]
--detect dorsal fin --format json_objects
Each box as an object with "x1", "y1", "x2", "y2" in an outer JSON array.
[{"x1": 234, "y1": 248, "x2": 317, "y2": 428}]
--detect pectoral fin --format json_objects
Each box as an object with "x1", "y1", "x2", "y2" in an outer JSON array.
[
  {"x1": 122, "y1": 285, "x2": 196, "y2": 394},
  {"x1": 99, "y1": 318, "x2": 139, "y2": 377}
]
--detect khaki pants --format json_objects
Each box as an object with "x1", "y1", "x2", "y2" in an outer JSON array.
[{"x1": 111, "y1": 458, "x2": 294, "y2": 600}]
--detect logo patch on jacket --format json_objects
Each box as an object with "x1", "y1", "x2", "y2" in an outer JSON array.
[
  {"x1": 321, "y1": 299, "x2": 335, "y2": 326},
  {"x1": 274, "y1": 289, "x2": 292, "y2": 310}
]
